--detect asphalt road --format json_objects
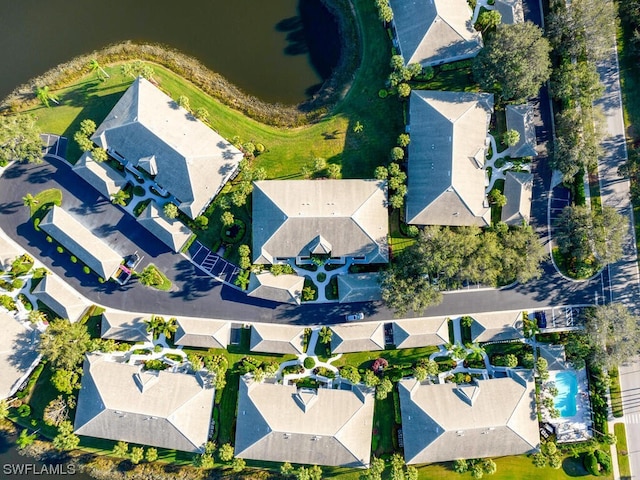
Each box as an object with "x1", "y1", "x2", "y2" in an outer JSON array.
[
  {"x1": 595, "y1": 39, "x2": 640, "y2": 479},
  {"x1": 0, "y1": 0, "x2": 616, "y2": 324},
  {"x1": 0, "y1": 149, "x2": 606, "y2": 325}
]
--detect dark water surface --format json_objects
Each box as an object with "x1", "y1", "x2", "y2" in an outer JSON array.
[
  {"x1": 0, "y1": 432, "x2": 92, "y2": 479},
  {"x1": 0, "y1": 0, "x2": 340, "y2": 104},
  {"x1": 0, "y1": 0, "x2": 341, "y2": 476}
]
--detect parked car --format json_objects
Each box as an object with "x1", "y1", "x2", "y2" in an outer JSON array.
[
  {"x1": 535, "y1": 311, "x2": 547, "y2": 329},
  {"x1": 345, "y1": 312, "x2": 365, "y2": 322},
  {"x1": 125, "y1": 252, "x2": 142, "y2": 269}
]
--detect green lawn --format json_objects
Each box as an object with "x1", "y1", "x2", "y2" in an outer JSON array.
[
  {"x1": 372, "y1": 394, "x2": 396, "y2": 456},
  {"x1": 610, "y1": 367, "x2": 624, "y2": 418},
  {"x1": 30, "y1": 188, "x2": 62, "y2": 225},
  {"x1": 389, "y1": 209, "x2": 416, "y2": 257},
  {"x1": 332, "y1": 345, "x2": 439, "y2": 370},
  {"x1": 615, "y1": 422, "x2": 631, "y2": 479},
  {"x1": 417, "y1": 455, "x2": 608, "y2": 480},
  {"x1": 23, "y1": 0, "x2": 402, "y2": 181},
  {"x1": 137, "y1": 264, "x2": 172, "y2": 291}
]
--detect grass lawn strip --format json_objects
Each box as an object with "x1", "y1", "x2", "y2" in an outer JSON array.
[
  {"x1": 610, "y1": 367, "x2": 624, "y2": 418},
  {"x1": 614, "y1": 422, "x2": 631, "y2": 479}
]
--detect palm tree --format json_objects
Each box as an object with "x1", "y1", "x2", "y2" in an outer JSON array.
[
  {"x1": 35, "y1": 86, "x2": 59, "y2": 108},
  {"x1": 110, "y1": 190, "x2": 130, "y2": 206},
  {"x1": 22, "y1": 193, "x2": 38, "y2": 208},
  {"x1": 319, "y1": 326, "x2": 333, "y2": 344},
  {"x1": 28, "y1": 310, "x2": 47, "y2": 324},
  {"x1": 145, "y1": 315, "x2": 164, "y2": 337},
  {"x1": 160, "y1": 317, "x2": 178, "y2": 340},
  {"x1": 89, "y1": 58, "x2": 110, "y2": 79}
]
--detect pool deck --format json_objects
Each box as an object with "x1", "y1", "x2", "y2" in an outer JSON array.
[{"x1": 548, "y1": 368, "x2": 593, "y2": 443}]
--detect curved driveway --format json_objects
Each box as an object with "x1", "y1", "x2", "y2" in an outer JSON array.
[{"x1": 0, "y1": 152, "x2": 605, "y2": 325}]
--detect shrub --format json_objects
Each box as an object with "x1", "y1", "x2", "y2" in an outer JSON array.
[
  {"x1": 303, "y1": 357, "x2": 315, "y2": 369},
  {"x1": 56, "y1": 246, "x2": 64, "y2": 254},
  {"x1": 82, "y1": 266, "x2": 91, "y2": 274},
  {"x1": 378, "y1": 89, "x2": 388, "y2": 98},
  {"x1": 70, "y1": 256, "x2": 77, "y2": 264},
  {"x1": 17, "y1": 404, "x2": 31, "y2": 417},
  {"x1": 46, "y1": 236, "x2": 53, "y2": 243}
]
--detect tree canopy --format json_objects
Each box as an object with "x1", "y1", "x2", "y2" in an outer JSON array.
[
  {"x1": 39, "y1": 318, "x2": 91, "y2": 370},
  {"x1": 584, "y1": 303, "x2": 640, "y2": 368},
  {"x1": 380, "y1": 224, "x2": 546, "y2": 314},
  {"x1": 473, "y1": 22, "x2": 551, "y2": 102},
  {"x1": 0, "y1": 114, "x2": 43, "y2": 166}
]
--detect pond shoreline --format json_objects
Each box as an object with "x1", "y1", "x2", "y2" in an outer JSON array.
[{"x1": 0, "y1": 0, "x2": 360, "y2": 129}]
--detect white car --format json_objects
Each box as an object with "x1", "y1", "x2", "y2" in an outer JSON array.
[{"x1": 345, "y1": 312, "x2": 365, "y2": 321}]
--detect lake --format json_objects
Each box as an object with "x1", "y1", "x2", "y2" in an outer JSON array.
[
  {"x1": 0, "y1": 0, "x2": 342, "y2": 475},
  {"x1": 0, "y1": 0, "x2": 341, "y2": 104},
  {"x1": 0, "y1": 431, "x2": 91, "y2": 480}
]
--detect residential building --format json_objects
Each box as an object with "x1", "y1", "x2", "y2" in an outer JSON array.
[
  {"x1": 501, "y1": 171, "x2": 534, "y2": 225},
  {"x1": 100, "y1": 311, "x2": 151, "y2": 342},
  {"x1": 137, "y1": 200, "x2": 192, "y2": 253},
  {"x1": 337, "y1": 273, "x2": 382, "y2": 303},
  {"x1": 32, "y1": 275, "x2": 89, "y2": 323},
  {"x1": 505, "y1": 104, "x2": 538, "y2": 158},
  {"x1": 252, "y1": 180, "x2": 388, "y2": 265},
  {"x1": 399, "y1": 371, "x2": 539, "y2": 464},
  {"x1": 249, "y1": 324, "x2": 305, "y2": 355},
  {"x1": 392, "y1": 317, "x2": 449, "y2": 349},
  {"x1": 173, "y1": 317, "x2": 230, "y2": 349},
  {"x1": 40, "y1": 206, "x2": 122, "y2": 280},
  {"x1": 494, "y1": 0, "x2": 525, "y2": 24},
  {"x1": 91, "y1": 77, "x2": 243, "y2": 219},
  {"x1": 469, "y1": 310, "x2": 524, "y2": 343},
  {"x1": 0, "y1": 311, "x2": 40, "y2": 400},
  {"x1": 74, "y1": 354, "x2": 215, "y2": 452},
  {"x1": 72, "y1": 151, "x2": 127, "y2": 199},
  {"x1": 389, "y1": 0, "x2": 482, "y2": 67},
  {"x1": 234, "y1": 376, "x2": 375, "y2": 467},
  {"x1": 406, "y1": 90, "x2": 494, "y2": 226},
  {"x1": 246, "y1": 272, "x2": 304, "y2": 305},
  {"x1": 330, "y1": 323, "x2": 385, "y2": 354}
]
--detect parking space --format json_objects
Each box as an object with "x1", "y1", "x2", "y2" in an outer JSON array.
[
  {"x1": 187, "y1": 241, "x2": 241, "y2": 287},
  {"x1": 40, "y1": 134, "x2": 67, "y2": 159}
]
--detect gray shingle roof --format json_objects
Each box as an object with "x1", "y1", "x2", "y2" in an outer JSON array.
[
  {"x1": 0, "y1": 311, "x2": 40, "y2": 400},
  {"x1": 174, "y1": 317, "x2": 231, "y2": 349},
  {"x1": 399, "y1": 371, "x2": 539, "y2": 464},
  {"x1": 469, "y1": 310, "x2": 524, "y2": 343},
  {"x1": 234, "y1": 377, "x2": 375, "y2": 467},
  {"x1": 32, "y1": 275, "x2": 89, "y2": 323},
  {"x1": 330, "y1": 323, "x2": 385, "y2": 354},
  {"x1": 100, "y1": 311, "x2": 151, "y2": 342},
  {"x1": 72, "y1": 151, "x2": 127, "y2": 199},
  {"x1": 249, "y1": 324, "x2": 305, "y2": 355},
  {"x1": 389, "y1": 0, "x2": 482, "y2": 67},
  {"x1": 92, "y1": 77, "x2": 243, "y2": 219},
  {"x1": 392, "y1": 317, "x2": 450, "y2": 348},
  {"x1": 501, "y1": 171, "x2": 533, "y2": 225},
  {"x1": 337, "y1": 273, "x2": 382, "y2": 303},
  {"x1": 247, "y1": 272, "x2": 304, "y2": 305},
  {"x1": 74, "y1": 354, "x2": 215, "y2": 453},
  {"x1": 505, "y1": 104, "x2": 538, "y2": 158},
  {"x1": 406, "y1": 90, "x2": 494, "y2": 226},
  {"x1": 494, "y1": 0, "x2": 525, "y2": 24},
  {"x1": 137, "y1": 201, "x2": 192, "y2": 252},
  {"x1": 39, "y1": 206, "x2": 123, "y2": 279},
  {"x1": 252, "y1": 180, "x2": 389, "y2": 264}
]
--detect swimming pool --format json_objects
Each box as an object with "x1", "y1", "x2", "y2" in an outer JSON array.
[{"x1": 553, "y1": 370, "x2": 578, "y2": 418}]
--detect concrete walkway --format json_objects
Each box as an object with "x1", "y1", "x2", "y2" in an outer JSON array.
[{"x1": 286, "y1": 260, "x2": 353, "y2": 303}]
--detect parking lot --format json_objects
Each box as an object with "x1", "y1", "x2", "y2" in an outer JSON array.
[{"x1": 187, "y1": 241, "x2": 241, "y2": 288}]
